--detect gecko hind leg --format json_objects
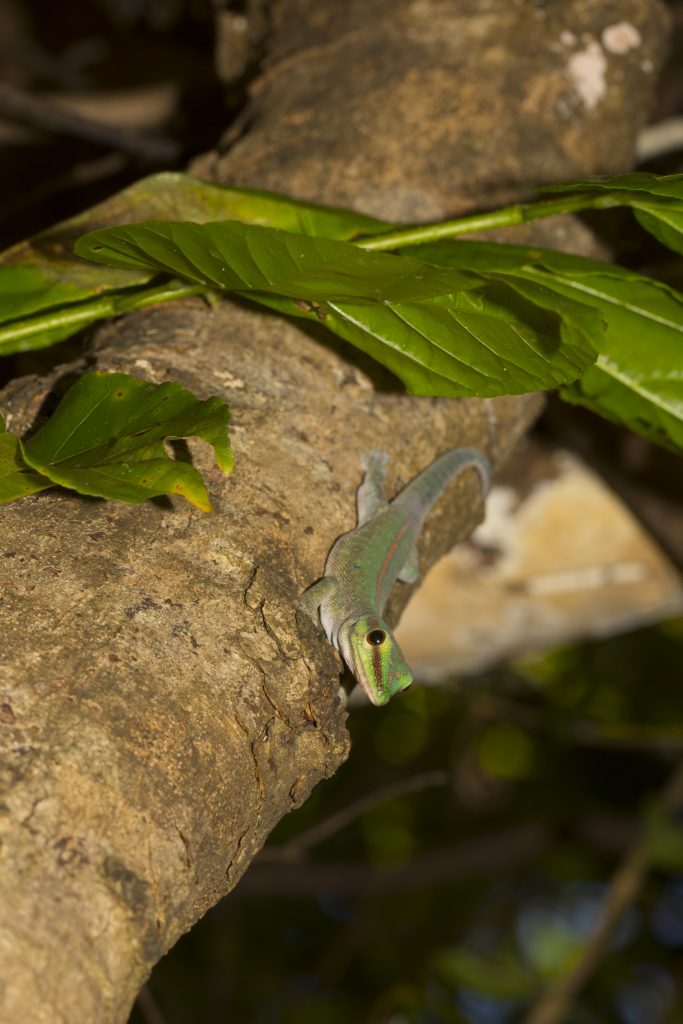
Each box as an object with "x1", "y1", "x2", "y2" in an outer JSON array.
[{"x1": 357, "y1": 450, "x2": 390, "y2": 524}]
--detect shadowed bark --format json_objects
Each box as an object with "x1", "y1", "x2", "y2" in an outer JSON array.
[{"x1": 0, "y1": 1, "x2": 670, "y2": 1021}]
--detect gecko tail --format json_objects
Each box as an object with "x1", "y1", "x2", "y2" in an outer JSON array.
[{"x1": 455, "y1": 446, "x2": 492, "y2": 495}]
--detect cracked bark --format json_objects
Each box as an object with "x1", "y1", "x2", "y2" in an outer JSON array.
[{"x1": 0, "y1": 1, "x2": 670, "y2": 1022}]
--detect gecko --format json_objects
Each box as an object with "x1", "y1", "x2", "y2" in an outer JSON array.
[{"x1": 298, "y1": 447, "x2": 491, "y2": 706}]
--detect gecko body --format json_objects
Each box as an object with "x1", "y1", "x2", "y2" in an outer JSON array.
[{"x1": 299, "y1": 447, "x2": 491, "y2": 706}]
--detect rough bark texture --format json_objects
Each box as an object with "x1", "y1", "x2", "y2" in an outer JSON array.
[
  {"x1": 0, "y1": 1, "x2": 670, "y2": 1022},
  {"x1": 200, "y1": 0, "x2": 668, "y2": 219}
]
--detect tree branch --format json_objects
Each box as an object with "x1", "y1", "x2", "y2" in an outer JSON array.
[
  {"x1": 262, "y1": 770, "x2": 450, "y2": 861},
  {"x1": 232, "y1": 813, "x2": 639, "y2": 899},
  {"x1": 241, "y1": 823, "x2": 552, "y2": 898}
]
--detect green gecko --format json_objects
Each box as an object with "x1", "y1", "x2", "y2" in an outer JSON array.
[{"x1": 298, "y1": 447, "x2": 491, "y2": 706}]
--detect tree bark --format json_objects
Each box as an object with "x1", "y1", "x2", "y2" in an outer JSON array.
[{"x1": 0, "y1": 1, "x2": 670, "y2": 1022}]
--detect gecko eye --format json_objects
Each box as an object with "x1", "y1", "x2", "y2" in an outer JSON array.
[{"x1": 366, "y1": 629, "x2": 386, "y2": 646}]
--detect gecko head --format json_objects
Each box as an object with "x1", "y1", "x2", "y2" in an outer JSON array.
[{"x1": 338, "y1": 614, "x2": 413, "y2": 707}]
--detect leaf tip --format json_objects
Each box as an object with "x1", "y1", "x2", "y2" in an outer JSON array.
[
  {"x1": 175, "y1": 481, "x2": 213, "y2": 512},
  {"x1": 216, "y1": 450, "x2": 235, "y2": 477}
]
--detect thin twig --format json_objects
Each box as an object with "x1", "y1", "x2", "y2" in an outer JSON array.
[
  {"x1": 0, "y1": 82, "x2": 178, "y2": 163},
  {"x1": 521, "y1": 758, "x2": 683, "y2": 1024},
  {"x1": 239, "y1": 823, "x2": 553, "y2": 897},
  {"x1": 356, "y1": 193, "x2": 619, "y2": 251},
  {"x1": 261, "y1": 770, "x2": 449, "y2": 860},
  {"x1": 228, "y1": 815, "x2": 636, "y2": 901}
]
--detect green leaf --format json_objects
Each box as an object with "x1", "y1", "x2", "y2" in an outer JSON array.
[
  {"x1": 20, "y1": 373, "x2": 233, "y2": 510},
  {"x1": 0, "y1": 180, "x2": 164, "y2": 326},
  {"x1": 76, "y1": 220, "x2": 598, "y2": 397},
  {"x1": 0, "y1": 280, "x2": 205, "y2": 357},
  {"x1": 0, "y1": 264, "x2": 104, "y2": 324},
  {"x1": 540, "y1": 172, "x2": 683, "y2": 254},
  {"x1": 632, "y1": 205, "x2": 683, "y2": 256},
  {"x1": 540, "y1": 171, "x2": 683, "y2": 201},
  {"x1": 0, "y1": 173, "x2": 391, "y2": 355},
  {"x1": 0, "y1": 413, "x2": 53, "y2": 504},
  {"x1": 127, "y1": 174, "x2": 394, "y2": 239},
  {"x1": 403, "y1": 240, "x2": 683, "y2": 452},
  {"x1": 0, "y1": 261, "x2": 154, "y2": 356}
]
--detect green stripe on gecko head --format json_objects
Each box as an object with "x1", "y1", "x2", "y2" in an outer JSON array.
[{"x1": 338, "y1": 614, "x2": 413, "y2": 707}]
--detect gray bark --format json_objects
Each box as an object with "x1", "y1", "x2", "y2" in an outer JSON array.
[{"x1": 0, "y1": 1, "x2": 670, "y2": 1022}]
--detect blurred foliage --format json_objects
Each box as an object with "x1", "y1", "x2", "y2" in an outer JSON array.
[{"x1": 129, "y1": 618, "x2": 683, "y2": 1024}]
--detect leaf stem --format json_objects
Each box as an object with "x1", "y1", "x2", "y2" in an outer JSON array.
[
  {"x1": 356, "y1": 193, "x2": 618, "y2": 251},
  {"x1": 0, "y1": 281, "x2": 205, "y2": 355}
]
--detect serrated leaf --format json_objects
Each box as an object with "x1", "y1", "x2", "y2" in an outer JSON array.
[
  {"x1": 76, "y1": 220, "x2": 598, "y2": 397},
  {"x1": 0, "y1": 414, "x2": 53, "y2": 504},
  {"x1": 403, "y1": 240, "x2": 683, "y2": 452},
  {"x1": 540, "y1": 172, "x2": 683, "y2": 254},
  {"x1": 20, "y1": 373, "x2": 233, "y2": 510}
]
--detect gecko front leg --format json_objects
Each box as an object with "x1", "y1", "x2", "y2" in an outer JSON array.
[{"x1": 297, "y1": 576, "x2": 338, "y2": 623}]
